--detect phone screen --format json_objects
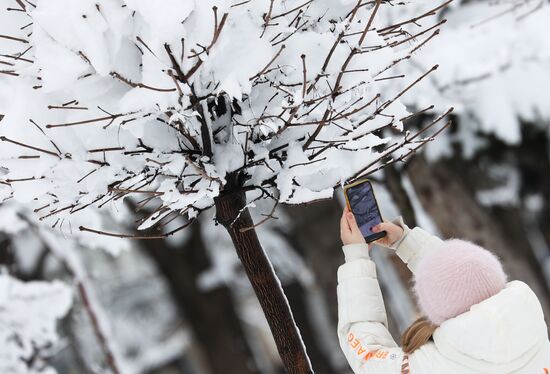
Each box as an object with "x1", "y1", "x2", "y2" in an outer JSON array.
[{"x1": 346, "y1": 181, "x2": 383, "y2": 240}]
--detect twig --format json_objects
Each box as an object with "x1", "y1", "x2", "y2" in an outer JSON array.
[
  {"x1": 0, "y1": 136, "x2": 60, "y2": 158},
  {"x1": 378, "y1": 0, "x2": 452, "y2": 34},
  {"x1": 302, "y1": 0, "x2": 383, "y2": 150},
  {"x1": 271, "y1": 0, "x2": 314, "y2": 20},
  {"x1": 300, "y1": 54, "x2": 307, "y2": 99},
  {"x1": 250, "y1": 44, "x2": 286, "y2": 80},
  {"x1": 349, "y1": 109, "x2": 453, "y2": 180},
  {"x1": 110, "y1": 71, "x2": 176, "y2": 92},
  {"x1": 46, "y1": 113, "x2": 126, "y2": 128},
  {"x1": 240, "y1": 200, "x2": 279, "y2": 232},
  {"x1": 0, "y1": 34, "x2": 28, "y2": 43},
  {"x1": 79, "y1": 218, "x2": 196, "y2": 239},
  {"x1": 261, "y1": 0, "x2": 276, "y2": 38},
  {"x1": 184, "y1": 10, "x2": 229, "y2": 81}
]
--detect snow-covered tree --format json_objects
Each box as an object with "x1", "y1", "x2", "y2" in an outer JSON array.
[
  {"x1": 419, "y1": 0, "x2": 550, "y2": 292},
  {"x1": 0, "y1": 273, "x2": 72, "y2": 374},
  {"x1": 0, "y1": 0, "x2": 450, "y2": 370},
  {"x1": 0, "y1": 200, "x2": 130, "y2": 373},
  {"x1": 397, "y1": 0, "x2": 550, "y2": 149}
]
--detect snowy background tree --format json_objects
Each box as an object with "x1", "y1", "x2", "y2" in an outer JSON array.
[
  {"x1": 0, "y1": 272, "x2": 72, "y2": 374},
  {"x1": 1, "y1": 0, "x2": 549, "y2": 373}
]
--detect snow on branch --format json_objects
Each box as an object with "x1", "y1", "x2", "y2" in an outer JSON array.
[
  {"x1": 35, "y1": 223, "x2": 127, "y2": 374},
  {"x1": 0, "y1": 273, "x2": 72, "y2": 374},
  {"x1": 3, "y1": 207, "x2": 127, "y2": 373},
  {"x1": 399, "y1": 0, "x2": 550, "y2": 145},
  {"x1": 0, "y1": 0, "x2": 451, "y2": 236}
]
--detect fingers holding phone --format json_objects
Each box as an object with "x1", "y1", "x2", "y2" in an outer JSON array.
[
  {"x1": 340, "y1": 210, "x2": 404, "y2": 247},
  {"x1": 343, "y1": 179, "x2": 387, "y2": 243},
  {"x1": 340, "y1": 207, "x2": 367, "y2": 246},
  {"x1": 371, "y1": 221, "x2": 404, "y2": 247}
]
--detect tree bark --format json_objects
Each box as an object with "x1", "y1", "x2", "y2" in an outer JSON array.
[
  {"x1": 280, "y1": 200, "x2": 354, "y2": 372},
  {"x1": 385, "y1": 165, "x2": 417, "y2": 227},
  {"x1": 383, "y1": 165, "x2": 418, "y2": 289},
  {"x1": 282, "y1": 282, "x2": 335, "y2": 374},
  {"x1": 0, "y1": 232, "x2": 14, "y2": 273},
  {"x1": 215, "y1": 190, "x2": 313, "y2": 374},
  {"x1": 142, "y1": 221, "x2": 258, "y2": 374},
  {"x1": 281, "y1": 201, "x2": 342, "y2": 329},
  {"x1": 493, "y1": 206, "x2": 550, "y2": 297}
]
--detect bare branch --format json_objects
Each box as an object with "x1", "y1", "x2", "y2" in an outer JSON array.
[{"x1": 0, "y1": 136, "x2": 61, "y2": 158}]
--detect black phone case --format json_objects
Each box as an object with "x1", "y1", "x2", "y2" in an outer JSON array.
[{"x1": 365, "y1": 230, "x2": 387, "y2": 243}]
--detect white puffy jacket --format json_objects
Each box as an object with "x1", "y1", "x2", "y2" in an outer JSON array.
[{"x1": 337, "y1": 219, "x2": 550, "y2": 374}]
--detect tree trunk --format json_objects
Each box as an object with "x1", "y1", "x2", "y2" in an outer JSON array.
[
  {"x1": 142, "y1": 221, "x2": 258, "y2": 374},
  {"x1": 493, "y1": 206, "x2": 550, "y2": 296},
  {"x1": 281, "y1": 201, "x2": 342, "y2": 329},
  {"x1": 383, "y1": 165, "x2": 418, "y2": 290},
  {"x1": 385, "y1": 165, "x2": 417, "y2": 227},
  {"x1": 215, "y1": 190, "x2": 313, "y2": 374},
  {"x1": 282, "y1": 282, "x2": 335, "y2": 374},
  {"x1": 280, "y1": 200, "x2": 354, "y2": 372},
  {"x1": 0, "y1": 232, "x2": 14, "y2": 273}
]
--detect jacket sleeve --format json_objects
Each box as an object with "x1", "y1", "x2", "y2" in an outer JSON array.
[
  {"x1": 337, "y1": 243, "x2": 405, "y2": 373},
  {"x1": 388, "y1": 217, "x2": 444, "y2": 274}
]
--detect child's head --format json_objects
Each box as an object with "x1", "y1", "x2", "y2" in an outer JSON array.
[{"x1": 414, "y1": 239, "x2": 507, "y2": 326}]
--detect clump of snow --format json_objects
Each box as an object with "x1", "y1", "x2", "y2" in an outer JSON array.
[
  {"x1": 0, "y1": 274, "x2": 72, "y2": 374},
  {"x1": 394, "y1": 0, "x2": 550, "y2": 154},
  {"x1": 476, "y1": 165, "x2": 520, "y2": 207},
  {"x1": 525, "y1": 194, "x2": 544, "y2": 213}
]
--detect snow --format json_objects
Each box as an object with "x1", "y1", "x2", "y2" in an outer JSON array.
[
  {"x1": 0, "y1": 273, "x2": 72, "y2": 374},
  {"x1": 401, "y1": 174, "x2": 441, "y2": 236},
  {"x1": 124, "y1": 0, "x2": 194, "y2": 42},
  {"x1": 0, "y1": 0, "x2": 446, "y2": 236},
  {"x1": 38, "y1": 228, "x2": 130, "y2": 372},
  {"x1": 32, "y1": 30, "x2": 90, "y2": 92},
  {"x1": 70, "y1": 242, "x2": 187, "y2": 374},
  {"x1": 394, "y1": 0, "x2": 550, "y2": 151},
  {"x1": 476, "y1": 165, "x2": 520, "y2": 207},
  {"x1": 0, "y1": 203, "x2": 27, "y2": 235},
  {"x1": 0, "y1": 1, "x2": 547, "y2": 371}
]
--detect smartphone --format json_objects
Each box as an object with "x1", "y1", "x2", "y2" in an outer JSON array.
[{"x1": 344, "y1": 179, "x2": 387, "y2": 243}]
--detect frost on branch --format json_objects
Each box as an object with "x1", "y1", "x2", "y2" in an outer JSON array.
[
  {"x1": 0, "y1": 273, "x2": 72, "y2": 374},
  {"x1": 0, "y1": 0, "x2": 450, "y2": 236},
  {"x1": 396, "y1": 0, "x2": 550, "y2": 146}
]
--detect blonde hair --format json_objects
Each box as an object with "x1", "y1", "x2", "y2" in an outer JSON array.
[{"x1": 401, "y1": 317, "x2": 438, "y2": 354}]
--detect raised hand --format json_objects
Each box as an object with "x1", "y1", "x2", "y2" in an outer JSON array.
[
  {"x1": 372, "y1": 221, "x2": 404, "y2": 247},
  {"x1": 340, "y1": 207, "x2": 367, "y2": 246}
]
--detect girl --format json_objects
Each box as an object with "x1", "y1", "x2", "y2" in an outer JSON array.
[{"x1": 338, "y1": 208, "x2": 550, "y2": 373}]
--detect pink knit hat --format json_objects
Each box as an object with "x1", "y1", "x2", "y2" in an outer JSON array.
[{"x1": 414, "y1": 239, "x2": 507, "y2": 326}]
